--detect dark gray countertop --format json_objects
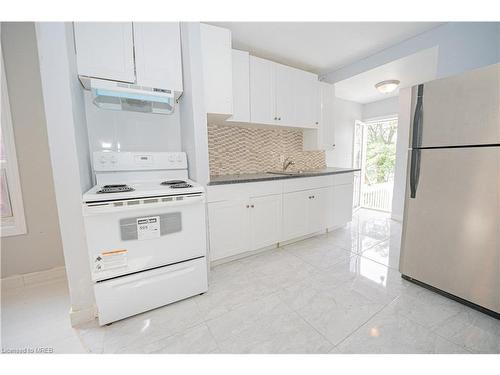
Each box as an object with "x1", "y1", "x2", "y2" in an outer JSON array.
[{"x1": 208, "y1": 167, "x2": 360, "y2": 186}]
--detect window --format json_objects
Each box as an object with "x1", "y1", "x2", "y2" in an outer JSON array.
[{"x1": 1, "y1": 46, "x2": 26, "y2": 237}]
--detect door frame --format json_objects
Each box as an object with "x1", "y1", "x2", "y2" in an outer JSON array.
[
  {"x1": 353, "y1": 116, "x2": 399, "y2": 213},
  {"x1": 352, "y1": 120, "x2": 367, "y2": 212}
]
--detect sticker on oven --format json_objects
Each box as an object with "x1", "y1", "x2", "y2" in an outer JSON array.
[
  {"x1": 95, "y1": 249, "x2": 128, "y2": 272},
  {"x1": 137, "y1": 216, "x2": 160, "y2": 240}
]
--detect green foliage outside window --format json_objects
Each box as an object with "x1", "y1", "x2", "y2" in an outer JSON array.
[{"x1": 364, "y1": 119, "x2": 397, "y2": 185}]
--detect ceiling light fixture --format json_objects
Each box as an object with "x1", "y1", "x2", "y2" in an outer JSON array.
[{"x1": 375, "y1": 79, "x2": 400, "y2": 93}]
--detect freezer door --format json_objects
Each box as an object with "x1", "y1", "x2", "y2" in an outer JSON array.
[
  {"x1": 409, "y1": 63, "x2": 500, "y2": 148},
  {"x1": 400, "y1": 147, "x2": 500, "y2": 312}
]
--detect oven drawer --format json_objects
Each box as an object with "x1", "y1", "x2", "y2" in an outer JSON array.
[{"x1": 94, "y1": 257, "x2": 208, "y2": 325}]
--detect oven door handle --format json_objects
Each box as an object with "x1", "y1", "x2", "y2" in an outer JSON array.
[{"x1": 83, "y1": 195, "x2": 205, "y2": 215}]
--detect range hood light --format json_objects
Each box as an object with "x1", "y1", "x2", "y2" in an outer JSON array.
[
  {"x1": 375, "y1": 80, "x2": 400, "y2": 93},
  {"x1": 86, "y1": 78, "x2": 175, "y2": 115}
]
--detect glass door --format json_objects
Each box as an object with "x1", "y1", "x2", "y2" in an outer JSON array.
[{"x1": 352, "y1": 120, "x2": 365, "y2": 211}]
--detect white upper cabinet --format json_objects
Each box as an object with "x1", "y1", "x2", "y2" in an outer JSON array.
[
  {"x1": 295, "y1": 70, "x2": 320, "y2": 128},
  {"x1": 228, "y1": 49, "x2": 250, "y2": 122},
  {"x1": 200, "y1": 24, "x2": 233, "y2": 116},
  {"x1": 274, "y1": 63, "x2": 296, "y2": 125},
  {"x1": 74, "y1": 22, "x2": 135, "y2": 83},
  {"x1": 74, "y1": 22, "x2": 183, "y2": 93},
  {"x1": 303, "y1": 81, "x2": 336, "y2": 150},
  {"x1": 250, "y1": 56, "x2": 276, "y2": 125},
  {"x1": 249, "y1": 55, "x2": 319, "y2": 128},
  {"x1": 133, "y1": 22, "x2": 183, "y2": 94}
]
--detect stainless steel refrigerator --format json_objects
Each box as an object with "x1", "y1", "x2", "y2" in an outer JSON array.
[{"x1": 400, "y1": 63, "x2": 500, "y2": 318}]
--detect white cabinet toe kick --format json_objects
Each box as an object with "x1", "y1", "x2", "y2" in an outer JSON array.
[{"x1": 207, "y1": 173, "x2": 354, "y2": 263}]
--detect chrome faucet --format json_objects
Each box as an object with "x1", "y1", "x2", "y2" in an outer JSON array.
[{"x1": 282, "y1": 157, "x2": 295, "y2": 171}]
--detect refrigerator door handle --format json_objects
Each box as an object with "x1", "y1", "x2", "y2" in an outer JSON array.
[
  {"x1": 409, "y1": 84, "x2": 424, "y2": 199},
  {"x1": 410, "y1": 149, "x2": 421, "y2": 199},
  {"x1": 411, "y1": 84, "x2": 424, "y2": 149}
]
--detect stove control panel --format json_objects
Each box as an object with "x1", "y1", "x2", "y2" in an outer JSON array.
[{"x1": 93, "y1": 152, "x2": 187, "y2": 171}]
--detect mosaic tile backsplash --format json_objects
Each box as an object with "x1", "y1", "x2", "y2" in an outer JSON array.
[{"x1": 207, "y1": 124, "x2": 326, "y2": 176}]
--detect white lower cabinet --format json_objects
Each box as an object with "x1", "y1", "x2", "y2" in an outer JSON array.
[
  {"x1": 249, "y1": 194, "x2": 282, "y2": 251},
  {"x1": 207, "y1": 174, "x2": 354, "y2": 262},
  {"x1": 208, "y1": 200, "x2": 249, "y2": 261},
  {"x1": 282, "y1": 190, "x2": 310, "y2": 240},
  {"x1": 282, "y1": 187, "x2": 329, "y2": 240},
  {"x1": 208, "y1": 194, "x2": 281, "y2": 261},
  {"x1": 307, "y1": 187, "x2": 329, "y2": 233}
]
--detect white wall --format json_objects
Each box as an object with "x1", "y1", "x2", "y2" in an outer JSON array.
[
  {"x1": 64, "y1": 23, "x2": 93, "y2": 193},
  {"x1": 325, "y1": 97, "x2": 363, "y2": 168},
  {"x1": 324, "y1": 22, "x2": 500, "y2": 84},
  {"x1": 362, "y1": 96, "x2": 399, "y2": 121},
  {"x1": 1, "y1": 22, "x2": 65, "y2": 277},
  {"x1": 179, "y1": 22, "x2": 210, "y2": 185},
  {"x1": 391, "y1": 88, "x2": 412, "y2": 221},
  {"x1": 36, "y1": 22, "x2": 95, "y2": 325}
]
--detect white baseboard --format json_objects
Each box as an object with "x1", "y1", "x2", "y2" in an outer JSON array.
[
  {"x1": 1, "y1": 266, "x2": 66, "y2": 290},
  {"x1": 326, "y1": 224, "x2": 345, "y2": 232},
  {"x1": 210, "y1": 229, "x2": 335, "y2": 268},
  {"x1": 391, "y1": 214, "x2": 403, "y2": 222},
  {"x1": 278, "y1": 230, "x2": 326, "y2": 247},
  {"x1": 210, "y1": 243, "x2": 278, "y2": 267},
  {"x1": 69, "y1": 305, "x2": 97, "y2": 327},
  {"x1": 1, "y1": 266, "x2": 96, "y2": 327}
]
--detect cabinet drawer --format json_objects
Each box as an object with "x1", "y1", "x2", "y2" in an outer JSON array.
[
  {"x1": 332, "y1": 172, "x2": 354, "y2": 186},
  {"x1": 94, "y1": 257, "x2": 208, "y2": 325},
  {"x1": 283, "y1": 175, "x2": 333, "y2": 193},
  {"x1": 207, "y1": 180, "x2": 282, "y2": 202},
  {"x1": 207, "y1": 183, "x2": 248, "y2": 202},
  {"x1": 246, "y1": 180, "x2": 283, "y2": 197}
]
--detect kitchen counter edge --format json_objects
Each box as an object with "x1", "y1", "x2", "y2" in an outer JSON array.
[{"x1": 208, "y1": 168, "x2": 360, "y2": 186}]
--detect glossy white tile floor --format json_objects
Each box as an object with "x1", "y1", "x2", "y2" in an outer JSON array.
[{"x1": 2, "y1": 209, "x2": 499, "y2": 354}]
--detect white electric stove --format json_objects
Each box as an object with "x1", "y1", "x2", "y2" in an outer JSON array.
[{"x1": 82, "y1": 151, "x2": 208, "y2": 325}]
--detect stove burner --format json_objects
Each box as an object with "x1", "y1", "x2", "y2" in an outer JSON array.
[
  {"x1": 169, "y1": 183, "x2": 193, "y2": 189},
  {"x1": 97, "y1": 184, "x2": 135, "y2": 194},
  {"x1": 160, "y1": 180, "x2": 187, "y2": 185}
]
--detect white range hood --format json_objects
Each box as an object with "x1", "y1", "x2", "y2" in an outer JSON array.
[{"x1": 80, "y1": 77, "x2": 175, "y2": 115}]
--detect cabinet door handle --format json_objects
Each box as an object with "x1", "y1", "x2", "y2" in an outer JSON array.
[
  {"x1": 274, "y1": 117, "x2": 277, "y2": 120},
  {"x1": 315, "y1": 122, "x2": 319, "y2": 125},
  {"x1": 246, "y1": 205, "x2": 249, "y2": 208},
  {"x1": 251, "y1": 205, "x2": 254, "y2": 208},
  {"x1": 278, "y1": 117, "x2": 281, "y2": 120}
]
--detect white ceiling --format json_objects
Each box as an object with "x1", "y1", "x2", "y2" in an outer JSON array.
[
  {"x1": 205, "y1": 22, "x2": 443, "y2": 74},
  {"x1": 334, "y1": 47, "x2": 439, "y2": 104}
]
